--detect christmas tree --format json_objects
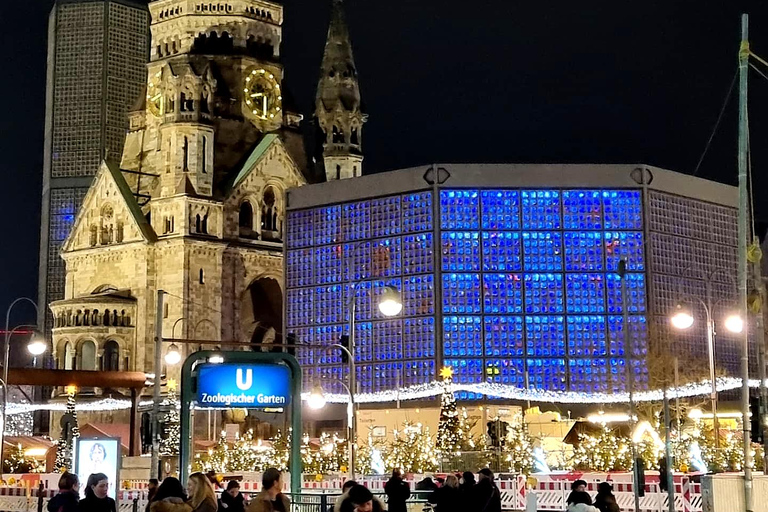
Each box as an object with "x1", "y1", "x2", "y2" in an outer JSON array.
[
  {"x1": 435, "y1": 367, "x2": 462, "y2": 456},
  {"x1": 160, "y1": 381, "x2": 180, "y2": 457},
  {"x1": 193, "y1": 429, "x2": 279, "y2": 473},
  {"x1": 54, "y1": 387, "x2": 79, "y2": 472},
  {"x1": 571, "y1": 424, "x2": 632, "y2": 472},
  {"x1": 501, "y1": 414, "x2": 535, "y2": 474},
  {"x1": 3, "y1": 443, "x2": 41, "y2": 473},
  {"x1": 385, "y1": 421, "x2": 438, "y2": 473}
]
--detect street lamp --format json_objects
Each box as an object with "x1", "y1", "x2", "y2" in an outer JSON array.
[
  {"x1": 307, "y1": 385, "x2": 327, "y2": 410},
  {"x1": 378, "y1": 286, "x2": 403, "y2": 316},
  {"x1": 164, "y1": 344, "x2": 182, "y2": 365},
  {"x1": 670, "y1": 298, "x2": 743, "y2": 449},
  {"x1": 26, "y1": 333, "x2": 47, "y2": 357}
]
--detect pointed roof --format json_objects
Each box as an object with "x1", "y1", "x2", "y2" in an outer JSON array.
[
  {"x1": 103, "y1": 161, "x2": 157, "y2": 242},
  {"x1": 224, "y1": 134, "x2": 305, "y2": 195},
  {"x1": 316, "y1": 0, "x2": 362, "y2": 113}
]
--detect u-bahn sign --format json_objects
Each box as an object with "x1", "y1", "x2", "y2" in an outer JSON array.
[{"x1": 196, "y1": 363, "x2": 291, "y2": 408}]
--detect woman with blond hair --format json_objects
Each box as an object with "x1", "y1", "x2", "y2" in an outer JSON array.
[
  {"x1": 429, "y1": 474, "x2": 461, "y2": 512},
  {"x1": 186, "y1": 473, "x2": 217, "y2": 512}
]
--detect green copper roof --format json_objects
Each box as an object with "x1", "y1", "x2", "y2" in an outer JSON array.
[
  {"x1": 227, "y1": 134, "x2": 280, "y2": 193},
  {"x1": 104, "y1": 161, "x2": 157, "y2": 243}
]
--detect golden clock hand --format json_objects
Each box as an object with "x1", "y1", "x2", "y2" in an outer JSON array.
[
  {"x1": 262, "y1": 96, "x2": 267, "y2": 116},
  {"x1": 250, "y1": 93, "x2": 263, "y2": 98}
]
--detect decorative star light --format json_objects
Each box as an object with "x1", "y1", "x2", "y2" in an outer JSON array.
[{"x1": 439, "y1": 366, "x2": 454, "y2": 379}]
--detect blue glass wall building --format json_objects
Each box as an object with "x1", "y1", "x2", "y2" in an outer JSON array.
[{"x1": 285, "y1": 164, "x2": 744, "y2": 400}]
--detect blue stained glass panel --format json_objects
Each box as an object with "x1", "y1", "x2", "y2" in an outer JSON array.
[
  {"x1": 344, "y1": 241, "x2": 371, "y2": 281},
  {"x1": 286, "y1": 288, "x2": 313, "y2": 327},
  {"x1": 484, "y1": 316, "x2": 524, "y2": 357},
  {"x1": 315, "y1": 324, "x2": 345, "y2": 364},
  {"x1": 354, "y1": 322, "x2": 373, "y2": 363},
  {"x1": 314, "y1": 205, "x2": 342, "y2": 245},
  {"x1": 523, "y1": 232, "x2": 563, "y2": 271},
  {"x1": 404, "y1": 360, "x2": 435, "y2": 386},
  {"x1": 287, "y1": 248, "x2": 313, "y2": 287},
  {"x1": 606, "y1": 273, "x2": 646, "y2": 313},
  {"x1": 442, "y1": 232, "x2": 481, "y2": 271},
  {"x1": 569, "y1": 358, "x2": 609, "y2": 393},
  {"x1": 286, "y1": 210, "x2": 313, "y2": 248},
  {"x1": 483, "y1": 273, "x2": 523, "y2": 314},
  {"x1": 604, "y1": 232, "x2": 645, "y2": 271},
  {"x1": 443, "y1": 316, "x2": 483, "y2": 357},
  {"x1": 445, "y1": 359, "x2": 483, "y2": 399},
  {"x1": 525, "y1": 316, "x2": 566, "y2": 357},
  {"x1": 403, "y1": 233, "x2": 434, "y2": 275},
  {"x1": 342, "y1": 200, "x2": 371, "y2": 241},
  {"x1": 370, "y1": 196, "x2": 401, "y2": 237},
  {"x1": 371, "y1": 237, "x2": 401, "y2": 277},
  {"x1": 315, "y1": 366, "x2": 349, "y2": 394},
  {"x1": 292, "y1": 327, "x2": 314, "y2": 365},
  {"x1": 344, "y1": 281, "x2": 372, "y2": 322},
  {"x1": 314, "y1": 285, "x2": 344, "y2": 324},
  {"x1": 371, "y1": 362, "x2": 402, "y2": 391},
  {"x1": 521, "y1": 190, "x2": 561, "y2": 229},
  {"x1": 603, "y1": 190, "x2": 643, "y2": 229},
  {"x1": 356, "y1": 365, "x2": 373, "y2": 393},
  {"x1": 485, "y1": 359, "x2": 526, "y2": 386},
  {"x1": 442, "y1": 273, "x2": 482, "y2": 314},
  {"x1": 567, "y1": 315, "x2": 607, "y2": 356},
  {"x1": 402, "y1": 191, "x2": 433, "y2": 233},
  {"x1": 527, "y1": 358, "x2": 567, "y2": 391},
  {"x1": 608, "y1": 315, "x2": 648, "y2": 357},
  {"x1": 563, "y1": 232, "x2": 604, "y2": 271},
  {"x1": 481, "y1": 190, "x2": 521, "y2": 230},
  {"x1": 403, "y1": 317, "x2": 435, "y2": 359},
  {"x1": 565, "y1": 273, "x2": 606, "y2": 314},
  {"x1": 524, "y1": 273, "x2": 564, "y2": 314},
  {"x1": 441, "y1": 190, "x2": 480, "y2": 229},
  {"x1": 562, "y1": 190, "x2": 603, "y2": 230},
  {"x1": 482, "y1": 232, "x2": 522, "y2": 271},
  {"x1": 314, "y1": 245, "x2": 342, "y2": 284},
  {"x1": 373, "y1": 319, "x2": 403, "y2": 361},
  {"x1": 403, "y1": 274, "x2": 434, "y2": 316}
]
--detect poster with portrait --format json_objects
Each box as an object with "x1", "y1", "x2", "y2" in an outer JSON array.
[{"x1": 75, "y1": 438, "x2": 120, "y2": 501}]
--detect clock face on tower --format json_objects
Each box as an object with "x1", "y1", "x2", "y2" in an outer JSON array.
[
  {"x1": 243, "y1": 68, "x2": 282, "y2": 121},
  {"x1": 147, "y1": 71, "x2": 163, "y2": 117}
]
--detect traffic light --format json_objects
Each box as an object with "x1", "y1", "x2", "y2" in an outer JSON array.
[
  {"x1": 634, "y1": 457, "x2": 646, "y2": 497},
  {"x1": 750, "y1": 396, "x2": 763, "y2": 443},
  {"x1": 339, "y1": 335, "x2": 350, "y2": 363},
  {"x1": 285, "y1": 333, "x2": 297, "y2": 357},
  {"x1": 486, "y1": 421, "x2": 498, "y2": 447}
]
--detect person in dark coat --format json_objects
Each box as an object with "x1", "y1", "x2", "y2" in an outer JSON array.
[
  {"x1": 384, "y1": 469, "x2": 410, "y2": 512},
  {"x1": 658, "y1": 457, "x2": 669, "y2": 492},
  {"x1": 150, "y1": 478, "x2": 191, "y2": 512},
  {"x1": 475, "y1": 469, "x2": 501, "y2": 512},
  {"x1": 567, "y1": 479, "x2": 590, "y2": 506},
  {"x1": 428, "y1": 474, "x2": 460, "y2": 512},
  {"x1": 458, "y1": 472, "x2": 476, "y2": 510},
  {"x1": 48, "y1": 473, "x2": 80, "y2": 512},
  {"x1": 219, "y1": 481, "x2": 245, "y2": 512},
  {"x1": 338, "y1": 485, "x2": 384, "y2": 512},
  {"x1": 594, "y1": 482, "x2": 620, "y2": 512},
  {"x1": 79, "y1": 473, "x2": 116, "y2": 512}
]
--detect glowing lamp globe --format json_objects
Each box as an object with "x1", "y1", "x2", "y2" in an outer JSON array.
[
  {"x1": 308, "y1": 385, "x2": 327, "y2": 410},
  {"x1": 670, "y1": 304, "x2": 694, "y2": 330},
  {"x1": 724, "y1": 314, "x2": 744, "y2": 334},
  {"x1": 378, "y1": 286, "x2": 402, "y2": 317},
  {"x1": 27, "y1": 335, "x2": 47, "y2": 356},
  {"x1": 165, "y1": 343, "x2": 182, "y2": 365}
]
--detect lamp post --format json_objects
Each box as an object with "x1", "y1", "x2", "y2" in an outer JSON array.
[
  {"x1": 670, "y1": 300, "x2": 742, "y2": 449},
  {"x1": 311, "y1": 285, "x2": 402, "y2": 480}
]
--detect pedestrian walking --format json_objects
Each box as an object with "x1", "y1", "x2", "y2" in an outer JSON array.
[
  {"x1": 219, "y1": 481, "x2": 245, "y2": 512},
  {"x1": 338, "y1": 485, "x2": 384, "y2": 512},
  {"x1": 475, "y1": 469, "x2": 501, "y2": 512},
  {"x1": 593, "y1": 482, "x2": 620, "y2": 512},
  {"x1": 428, "y1": 474, "x2": 460, "y2": 512},
  {"x1": 79, "y1": 473, "x2": 116, "y2": 512},
  {"x1": 384, "y1": 469, "x2": 410, "y2": 512},
  {"x1": 47, "y1": 473, "x2": 79, "y2": 512},
  {"x1": 332, "y1": 480, "x2": 358, "y2": 512},
  {"x1": 566, "y1": 480, "x2": 590, "y2": 506},
  {"x1": 246, "y1": 468, "x2": 290, "y2": 512},
  {"x1": 186, "y1": 473, "x2": 217, "y2": 512}
]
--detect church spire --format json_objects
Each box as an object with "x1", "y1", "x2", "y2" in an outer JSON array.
[{"x1": 315, "y1": 0, "x2": 367, "y2": 181}]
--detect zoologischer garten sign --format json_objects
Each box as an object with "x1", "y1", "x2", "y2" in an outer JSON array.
[{"x1": 196, "y1": 363, "x2": 292, "y2": 408}]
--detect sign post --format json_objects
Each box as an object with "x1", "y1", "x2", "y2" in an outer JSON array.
[{"x1": 179, "y1": 351, "x2": 302, "y2": 494}]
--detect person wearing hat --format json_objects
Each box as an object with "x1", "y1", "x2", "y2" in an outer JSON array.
[
  {"x1": 338, "y1": 485, "x2": 384, "y2": 512},
  {"x1": 594, "y1": 482, "x2": 620, "y2": 512}
]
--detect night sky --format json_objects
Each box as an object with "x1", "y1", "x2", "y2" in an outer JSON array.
[{"x1": 2, "y1": 0, "x2": 767, "y2": 320}]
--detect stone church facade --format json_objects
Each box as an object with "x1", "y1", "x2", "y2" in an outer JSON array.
[{"x1": 48, "y1": 0, "x2": 364, "y2": 427}]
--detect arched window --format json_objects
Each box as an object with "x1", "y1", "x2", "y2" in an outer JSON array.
[
  {"x1": 202, "y1": 214, "x2": 208, "y2": 234},
  {"x1": 183, "y1": 136, "x2": 189, "y2": 171},
  {"x1": 336, "y1": 165, "x2": 341, "y2": 180},
  {"x1": 199, "y1": 269, "x2": 205, "y2": 284},
  {"x1": 63, "y1": 342, "x2": 75, "y2": 370},
  {"x1": 351, "y1": 127, "x2": 359, "y2": 145},
  {"x1": 103, "y1": 310, "x2": 111, "y2": 326},
  {"x1": 195, "y1": 214, "x2": 202, "y2": 233},
  {"x1": 332, "y1": 125, "x2": 344, "y2": 144},
  {"x1": 80, "y1": 340, "x2": 97, "y2": 371},
  {"x1": 262, "y1": 188, "x2": 276, "y2": 232},
  {"x1": 103, "y1": 340, "x2": 119, "y2": 371},
  {"x1": 202, "y1": 136, "x2": 208, "y2": 172},
  {"x1": 239, "y1": 201, "x2": 254, "y2": 230}
]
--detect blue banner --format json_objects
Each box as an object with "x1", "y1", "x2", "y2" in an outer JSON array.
[{"x1": 196, "y1": 363, "x2": 291, "y2": 408}]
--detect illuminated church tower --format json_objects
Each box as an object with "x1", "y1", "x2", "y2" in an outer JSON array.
[{"x1": 315, "y1": 0, "x2": 366, "y2": 181}]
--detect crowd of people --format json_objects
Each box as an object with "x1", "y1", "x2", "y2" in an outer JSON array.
[{"x1": 384, "y1": 468, "x2": 502, "y2": 512}]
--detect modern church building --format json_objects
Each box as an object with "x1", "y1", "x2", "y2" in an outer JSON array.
[{"x1": 285, "y1": 164, "x2": 748, "y2": 402}]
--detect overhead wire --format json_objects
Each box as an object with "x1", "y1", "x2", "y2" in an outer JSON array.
[{"x1": 693, "y1": 69, "x2": 737, "y2": 176}]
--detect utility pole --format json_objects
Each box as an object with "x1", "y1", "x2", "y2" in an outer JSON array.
[
  {"x1": 737, "y1": 13, "x2": 753, "y2": 512},
  {"x1": 151, "y1": 290, "x2": 165, "y2": 480},
  {"x1": 620, "y1": 259, "x2": 641, "y2": 512}
]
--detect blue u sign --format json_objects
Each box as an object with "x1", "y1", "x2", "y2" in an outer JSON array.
[{"x1": 196, "y1": 363, "x2": 291, "y2": 408}]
